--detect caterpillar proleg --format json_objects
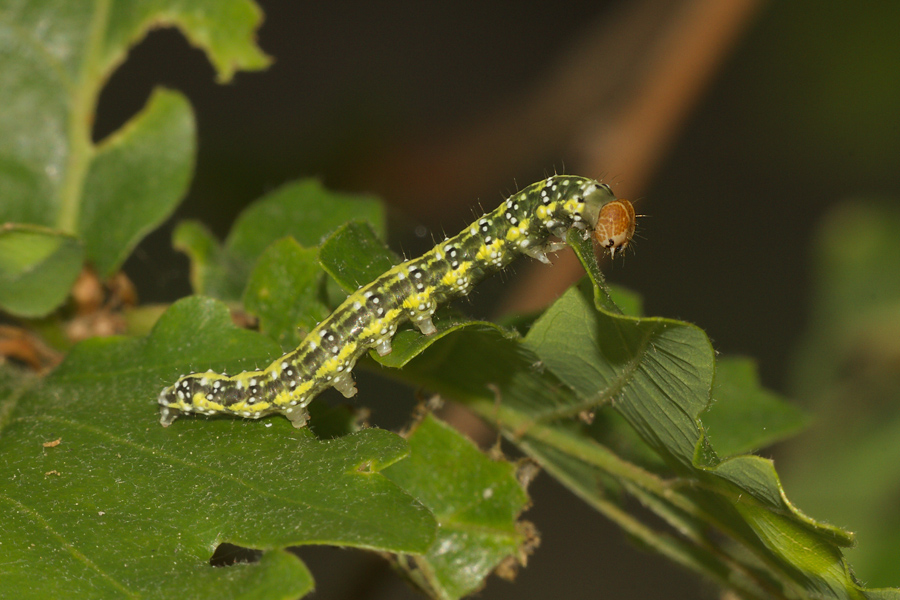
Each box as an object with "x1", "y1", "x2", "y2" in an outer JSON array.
[{"x1": 158, "y1": 176, "x2": 635, "y2": 427}]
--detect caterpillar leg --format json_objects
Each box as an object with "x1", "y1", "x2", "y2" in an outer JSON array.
[
  {"x1": 159, "y1": 404, "x2": 181, "y2": 427},
  {"x1": 412, "y1": 315, "x2": 437, "y2": 335},
  {"x1": 523, "y1": 241, "x2": 567, "y2": 264},
  {"x1": 375, "y1": 338, "x2": 392, "y2": 356},
  {"x1": 284, "y1": 404, "x2": 311, "y2": 428},
  {"x1": 332, "y1": 371, "x2": 358, "y2": 398}
]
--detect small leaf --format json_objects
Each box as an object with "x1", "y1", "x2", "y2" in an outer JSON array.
[
  {"x1": 172, "y1": 220, "x2": 237, "y2": 299},
  {"x1": 384, "y1": 415, "x2": 532, "y2": 600},
  {"x1": 0, "y1": 224, "x2": 83, "y2": 317},
  {"x1": 319, "y1": 221, "x2": 399, "y2": 294},
  {"x1": 526, "y1": 282, "x2": 716, "y2": 469},
  {"x1": 243, "y1": 237, "x2": 331, "y2": 350},
  {"x1": 80, "y1": 88, "x2": 194, "y2": 276},
  {"x1": 178, "y1": 179, "x2": 385, "y2": 300}
]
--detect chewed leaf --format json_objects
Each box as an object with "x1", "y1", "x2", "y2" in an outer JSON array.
[
  {"x1": 384, "y1": 416, "x2": 533, "y2": 600},
  {"x1": 80, "y1": 89, "x2": 194, "y2": 276},
  {"x1": 0, "y1": 0, "x2": 269, "y2": 314},
  {"x1": 0, "y1": 297, "x2": 435, "y2": 598},
  {"x1": 359, "y1": 221, "x2": 899, "y2": 597}
]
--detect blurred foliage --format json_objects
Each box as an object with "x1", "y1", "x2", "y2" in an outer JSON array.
[{"x1": 784, "y1": 200, "x2": 900, "y2": 588}]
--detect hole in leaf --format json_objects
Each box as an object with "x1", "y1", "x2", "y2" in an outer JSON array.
[{"x1": 209, "y1": 542, "x2": 262, "y2": 567}]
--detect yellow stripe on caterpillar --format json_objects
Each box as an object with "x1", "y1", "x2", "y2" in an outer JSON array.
[{"x1": 158, "y1": 176, "x2": 635, "y2": 428}]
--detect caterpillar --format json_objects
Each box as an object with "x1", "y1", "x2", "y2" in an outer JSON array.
[{"x1": 158, "y1": 176, "x2": 636, "y2": 428}]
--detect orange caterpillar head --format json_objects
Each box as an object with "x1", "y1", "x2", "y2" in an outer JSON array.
[{"x1": 593, "y1": 199, "x2": 636, "y2": 257}]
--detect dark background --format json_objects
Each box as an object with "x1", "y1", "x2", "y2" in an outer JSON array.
[{"x1": 95, "y1": 2, "x2": 900, "y2": 598}]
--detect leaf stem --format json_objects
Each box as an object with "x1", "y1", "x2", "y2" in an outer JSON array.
[
  {"x1": 58, "y1": 0, "x2": 110, "y2": 232},
  {"x1": 465, "y1": 397, "x2": 805, "y2": 598}
]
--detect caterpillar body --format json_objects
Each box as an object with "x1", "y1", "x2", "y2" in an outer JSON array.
[{"x1": 158, "y1": 176, "x2": 635, "y2": 428}]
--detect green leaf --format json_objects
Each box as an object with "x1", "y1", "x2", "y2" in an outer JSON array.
[
  {"x1": 525, "y1": 281, "x2": 716, "y2": 469},
  {"x1": 175, "y1": 179, "x2": 385, "y2": 300},
  {"x1": 210, "y1": 192, "x2": 899, "y2": 597},
  {"x1": 319, "y1": 221, "x2": 400, "y2": 294},
  {"x1": 80, "y1": 88, "x2": 194, "y2": 276},
  {"x1": 0, "y1": 224, "x2": 83, "y2": 316},
  {"x1": 172, "y1": 220, "x2": 236, "y2": 299},
  {"x1": 243, "y1": 237, "x2": 331, "y2": 350},
  {"x1": 383, "y1": 415, "x2": 531, "y2": 600},
  {"x1": 0, "y1": 297, "x2": 436, "y2": 598},
  {"x1": 704, "y1": 357, "x2": 808, "y2": 457},
  {"x1": 0, "y1": 0, "x2": 269, "y2": 314}
]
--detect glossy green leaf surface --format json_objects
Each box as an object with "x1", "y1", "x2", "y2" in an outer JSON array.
[
  {"x1": 319, "y1": 221, "x2": 400, "y2": 293},
  {"x1": 79, "y1": 88, "x2": 194, "y2": 276}
]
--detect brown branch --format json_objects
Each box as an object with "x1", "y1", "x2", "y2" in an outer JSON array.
[{"x1": 503, "y1": 0, "x2": 765, "y2": 314}]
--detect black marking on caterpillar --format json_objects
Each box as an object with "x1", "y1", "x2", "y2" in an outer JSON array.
[{"x1": 158, "y1": 176, "x2": 636, "y2": 428}]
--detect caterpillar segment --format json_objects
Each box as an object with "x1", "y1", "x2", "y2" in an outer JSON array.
[{"x1": 158, "y1": 176, "x2": 635, "y2": 427}]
